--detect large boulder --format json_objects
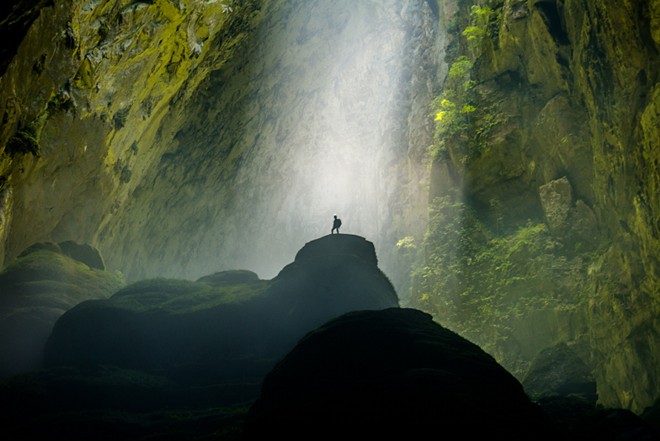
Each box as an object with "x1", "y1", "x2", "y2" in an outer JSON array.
[
  {"x1": 0, "y1": 243, "x2": 122, "y2": 379},
  {"x1": 522, "y1": 342, "x2": 597, "y2": 404},
  {"x1": 45, "y1": 274, "x2": 278, "y2": 384},
  {"x1": 266, "y1": 234, "x2": 399, "y2": 342},
  {"x1": 244, "y1": 307, "x2": 557, "y2": 440}
]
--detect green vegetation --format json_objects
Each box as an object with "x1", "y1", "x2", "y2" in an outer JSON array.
[
  {"x1": 428, "y1": 1, "x2": 504, "y2": 162},
  {"x1": 410, "y1": 195, "x2": 591, "y2": 370},
  {"x1": 430, "y1": 56, "x2": 475, "y2": 159},
  {"x1": 463, "y1": 4, "x2": 496, "y2": 55}
]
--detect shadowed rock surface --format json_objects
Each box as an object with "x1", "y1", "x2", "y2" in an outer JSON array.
[
  {"x1": 537, "y1": 396, "x2": 660, "y2": 441},
  {"x1": 0, "y1": 242, "x2": 123, "y2": 379},
  {"x1": 523, "y1": 342, "x2": 598, "y2": 404},
  {"x1": 42, "y1": 235, "x2": 398, "y2": 391},
  {"x1": 1, "y1": 235, "x2": 657, "y2": 440},
  {"x1": 244, "y1": 307, "x2": 557, "y2": 440},
  {"x1": 0, "y1": 235, "x2": 398, "y2": 439}
]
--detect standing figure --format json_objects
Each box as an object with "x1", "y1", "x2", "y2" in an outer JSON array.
[{"x1": 331, "y1": 214, "x2": 342, "y2": 234}]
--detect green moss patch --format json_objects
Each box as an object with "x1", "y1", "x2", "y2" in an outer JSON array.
[
  {"x1": 109, "y1": 277, "x2": 271, "y2": 314},
  {"x1": 1, "y1": 249, "x2": 123, "y2": 307}
]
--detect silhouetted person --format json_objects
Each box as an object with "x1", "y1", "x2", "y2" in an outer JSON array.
[{"x1": 331, "y1": 214, "x2": 342, "y2": 234}]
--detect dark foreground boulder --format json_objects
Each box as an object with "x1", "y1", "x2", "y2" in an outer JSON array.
[{"x1": 243, "y1": 308, "x2": 557, "y2": 440}]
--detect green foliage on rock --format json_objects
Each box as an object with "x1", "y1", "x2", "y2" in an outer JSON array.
[
  {"x1": 463, "y1": 4, "x2": 498, "y2": 53},
  {"x1": 411, "y1": 194, "x2": 593, "y2": 376},
  {"x1": 430, "y1": 56, "x2": 475, "y2": 157},
  {"x1": 428, "y1": 1, "x2": 506, "y2": 163}
]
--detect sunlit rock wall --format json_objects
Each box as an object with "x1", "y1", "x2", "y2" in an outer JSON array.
[
  {"x1": 0, "y1": 0, "x2": 445, "y2": 293},
  {"x1": 0, "y1": 0, "x2": 245, "y2": 266},
  {"x1": 424, "y1": 0, "x2": 660, "y2": 413}
]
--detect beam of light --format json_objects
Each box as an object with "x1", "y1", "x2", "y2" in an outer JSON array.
[{"x1": 218, "y1": 0, "x2": 413, "y2": 279}]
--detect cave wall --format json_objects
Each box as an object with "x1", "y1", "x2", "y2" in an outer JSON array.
[
  {"x1": 416, "y1": 0, "x2": 660, "y2": 413},
  {"x1": 0, "y1": 0, "x2": 245, "y2": 267},
  {"x1": 0, "y1": 0, "x2": 443, "y2": 292},
  {"x1": 93, "y1": 0, "x2": 444, "y2": 287}
]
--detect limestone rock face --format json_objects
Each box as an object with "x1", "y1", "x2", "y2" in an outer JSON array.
[
  {"x1": 419, "y1": 0, "x2": 660, "y2": 413},
  {"x1": 538, "y1": 176, "x2": 599, "y2": 247},
  {"x1": 539, "y1": 176, "x2": 573, "y2": 235}
]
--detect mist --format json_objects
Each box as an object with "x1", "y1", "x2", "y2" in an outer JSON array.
[
  {"x1": 98, "y1": 0, "x2": 439, "y2": 284},
  {"x1": 231, "y1": 1, "x2": 409, "y2": 278}
]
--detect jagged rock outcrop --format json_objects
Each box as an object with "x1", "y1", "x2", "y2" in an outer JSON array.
[
  {"x1": 0, "y1": 241, "x2": 122, "y2": 378},
  {"x1": 244, "y1": 307, "x2": 557, "y2": 439}
]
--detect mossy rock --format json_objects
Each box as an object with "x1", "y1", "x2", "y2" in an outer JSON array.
[
  {"x1": 0, "y1": 245, "x2": 123, "y2": 379},
  {"x1": 197, "y1": 269, "x2": 260, "y2": 286},
  {"x1": 44, "y1": 235, "x2": 399, "y2": 391}
]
